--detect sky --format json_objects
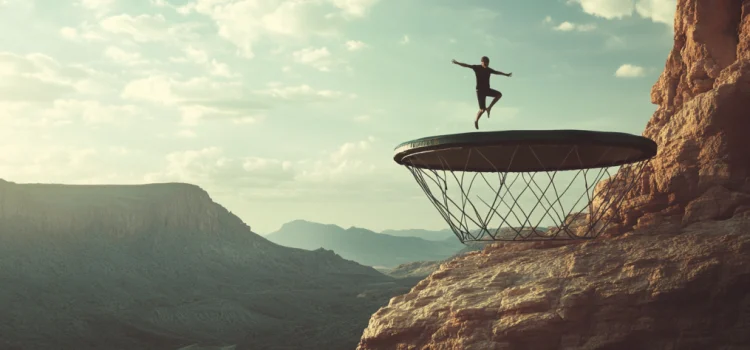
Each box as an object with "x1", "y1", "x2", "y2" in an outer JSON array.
[{"x1": 0, "y1": 0, "x2": 677, "y2": 234}]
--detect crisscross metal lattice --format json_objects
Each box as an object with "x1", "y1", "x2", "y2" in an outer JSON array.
[{"x1": 402, "y1": 144, "x2": 651, "y2": 242}]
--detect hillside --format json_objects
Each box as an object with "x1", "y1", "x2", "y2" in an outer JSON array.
[
  {"x1": 265, "y1": 220, "x2": 466, "y2": 267},
  {"x1": 0, "y1": 179, "x2": 415, "y2": 350}
]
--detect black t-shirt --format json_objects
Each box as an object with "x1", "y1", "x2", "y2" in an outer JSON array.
[{"x1": 471, "y1": 65, "x2": 491, "y2": 90}]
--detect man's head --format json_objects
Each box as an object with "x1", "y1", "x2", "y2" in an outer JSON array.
[{"x1": 480, "y1": 56, "x2": 489, "y2": 67}]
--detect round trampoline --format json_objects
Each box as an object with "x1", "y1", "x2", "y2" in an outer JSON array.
[
  {"x1": 394, "y1": 130, "x2": 657, "y2": 173},
  {"x1": 393, "y1": 129, "x2": 657, "y2": 242}
]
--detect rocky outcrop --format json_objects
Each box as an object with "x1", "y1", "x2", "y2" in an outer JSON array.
[
  {"x1": 606, "y1": 0, "x2": 750, "y2": 233},
  {"x1": 357, "y1": 217, "x2": 750, "y2": 350}
]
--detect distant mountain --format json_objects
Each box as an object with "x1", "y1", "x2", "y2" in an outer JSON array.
[
  {"x1": 379, "y1": 228, "x2": 456, "y2": 241},
  {"x1": 0, "y1": 179, "x2": 417, "y2": 350},
  {"x1": 265, "y1": 220, "x2": 466, "y2": 268}
]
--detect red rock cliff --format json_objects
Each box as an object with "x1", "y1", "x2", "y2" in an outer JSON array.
[{"x1": 611, "y1": 0, "x2": 750, "y2": 232}]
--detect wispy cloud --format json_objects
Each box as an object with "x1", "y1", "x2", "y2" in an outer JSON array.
[
  {"x1": 614, "y1": 64, "x2": 646, "y2": 77},
  {"x1": 567, "y1": 0, "x2": 676, "y2": 25}
]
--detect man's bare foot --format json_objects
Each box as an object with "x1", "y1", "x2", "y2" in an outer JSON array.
[
  {"x1": 486, "y1": 107, "x2": 491, "y2": 119},
  {"x1": 474, "y1": 119, "x2": 478, "y2": 129}
]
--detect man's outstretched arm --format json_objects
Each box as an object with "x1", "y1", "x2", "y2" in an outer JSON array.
[
  {"x1": 491, "y1": 69, "x2": 512, "y2": 77},
  {"x1": 451, "y1": 59, "x2": 472, "y2": 68}
]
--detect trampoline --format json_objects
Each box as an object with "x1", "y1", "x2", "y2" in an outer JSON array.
[{"x1": 394, "y1": 130, "x2": 657, "y2": 242}]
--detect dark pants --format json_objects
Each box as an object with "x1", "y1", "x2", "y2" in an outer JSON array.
[{"x1": 476, "y1": 88, "x2": 502, "y2": 109}]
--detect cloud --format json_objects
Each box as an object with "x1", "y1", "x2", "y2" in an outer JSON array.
[
  {"x1": 145, "y1": 147, "x2": 296, "y2": 190},
  {"x1": 104, "y1": 46, "x2": 149, "y2": 66},
  {"x1": 295, "y1": 136, "x2": 381, "y2": 184},
  {"x1": 171, "y1": 45, "x2": 235, "y2": 77},
  {"x1": 0, "y1": 144, "x2": 145, "y2": 184},
  {"x1": 58, "y1": 23, "x2": 105, "y2": 42},
  {"x1": 0, "y1": 52, "x2": 95, "y2": 102},
  {"x1": 99, "y1": 13, "x2": 201, "y2": 43},
  {"x1": 554, "y1": 21, "x2": 596, "y2": 31},
  {"x1": 345, "y1": 40, "x2": 367, "y2": 51},
  {"x1": 43, "y1": 99, "x2": 140, "y2": 125},
  {"x1": 122, "y1": 75, "x2": 347, "y2": 125},
  {"x1": 143, "y1": 136, "x2": 400, "y2": 200},
  {"x1": 635, "y1": 0, "x2": 676, "y2": 25},
  {"x1": 545, "y1": 16, "x2": 597, "y2": 32},
  {"x1": 614, "y1": 64, "x2": 646, "y2": 77},
  {"x1": 330, "y1": 0, "x2": 379, "y2": 18},
  {"x1": 77, "y1": 0, "x2": 114, "y2": 17},
  {"x1": 0, "y1": 99, "x2": 141, "y2": 128},
  {"x1": 567, "y1": 0, "x2": 676, "y2": 24},
  {"x1": 292, "y1": 47, "x2": 338, "y2": 71},
  {"x1": 399, "y1": 35, "x2": 410, "y2": 45},
  {"x1": 256, "y1": 84, "x2": 354, "y2": 101},
  {"x1": 353, "y1": 114, "x2": 370, "y2": 122},
  {"x1": 179, "y1": 0, "x2": 378, "y2": 59}
]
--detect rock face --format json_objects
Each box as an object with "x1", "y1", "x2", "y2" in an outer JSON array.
[
  {"x1": 608, "y1": 0, "x2": 750, "y2": 233},
  {"x1": 0, "y1": 180, "x2": 415, "y2": 350},
  {"x1": 358, "y1": 1, "x2": 750, "y2": 349},
  {"x1": 357, "y1": 218, "x2": 750, "y2": 350}
]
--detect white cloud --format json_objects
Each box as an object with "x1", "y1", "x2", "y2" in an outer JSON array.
[
  {"x1": 0, "y1": 144, "x2": 144, "y2": 185},
  {"x1": 60, "y1": 27, "x2": 78, "y2": 40},
  {"x1": 554, "y1": 22, "x2": 575, "y2": 31},
  {"x1": 0, "y1": 52, "x2": 97, "y2": 102},
  {"x1": 635, "y1": 0, "x2": 676, "y2": 25},
  {"x1": 77, "y1": 0, "x2": 114, "y2": 17},
  {"x1": 44, "y1": 99, "x2": 140, "y2": 125},
  {"x1": 58, "y1": 23, "x2": 105, "y2": 42},
  {"x1": 353, "y1": 114, "x2": 370, "y2": 122},
  {"x1": 567, "y1": 0, "x2": 676, "y2": 24},
  {"x1": 0, "y1": 99, "x2": 140, "y2": 128},
  {"x1": 171, "y1": 45, "x2": 235, "y2": 77},
  {"x1": 257, "y1": 84, "x2": 353, "y2": 100},
  {"x1": 99, "y1": 13, "x2": 199, "y2": 43},
  {"x1": 145, "y1": 147, "x2": 296, "y2": 189},
  {"x1": 345, "y1": 40, "x2": 367, "y2": 51},
  {"x1": 292, "y1": 47, "x2": 333, "y2": 71},
  {"x1": 399, "y1": 35, "x2": 410, "y2": 45},
  {"x1": 143, "y1": 135, "x2": 390, "y2": 199},
  {"x1": 546, "y1": 16, "x2": 597, "y2": 32},
  {"x1": 615, "y1": 64, "x2": 646, "y2": 77},
  {"x1": 180, "y1": 0, "x2": 378, "y2": 59},
  {"x1": 104, "y1": 46, "x2": 148, "y2": 66},
  {"x1": 296, "y1": 136, "x2": 383, "y2": 186},
  {"x1": 331, "y1": 0, "x2": 379, "y2": 18},
  {"x1": 122, "y1": 76, "x2": 344, "y2": 125}
]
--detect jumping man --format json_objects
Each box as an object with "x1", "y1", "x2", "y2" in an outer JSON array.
[{"x1": 451, "y1": 56, "x2": 512, "y2": 129}]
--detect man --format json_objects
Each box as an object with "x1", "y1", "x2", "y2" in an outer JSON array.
[{"x1": 452, "y1": 56, "x2": 512, "y2": 129}]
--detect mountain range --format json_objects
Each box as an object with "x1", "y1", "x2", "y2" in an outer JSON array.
[
  {"x1": 0, "y1": 179, "x2": 419, "y2": 350},
  {"x1": 264, "y1": 220, "x2": 466, "y2": 268}
]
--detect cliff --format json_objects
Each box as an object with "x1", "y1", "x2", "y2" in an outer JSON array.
[
  {"x1": 0, "y1": 180, "x2": 413, "y2": 350},
  {"x1": 605, "y1": 0, "x2": 750, "y2": 233},
  {"x1": 357, "y1": 1, "x2": 750, "y2": 349}
]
